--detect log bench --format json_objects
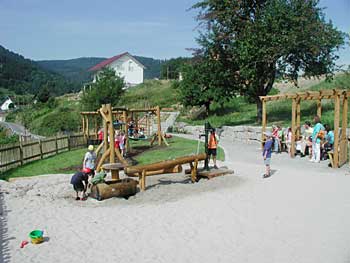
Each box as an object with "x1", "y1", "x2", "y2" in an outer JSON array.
[{"x1": 124, "y1": 153, "x2": 207, "y2": 191}]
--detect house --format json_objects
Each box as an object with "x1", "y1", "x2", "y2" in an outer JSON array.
[
  {"x1": 0, "y1": 97, "x2": 15, "y2": 111},
  {"x1": 88, "y1": 52, "x2": 145, "y2": 87}
]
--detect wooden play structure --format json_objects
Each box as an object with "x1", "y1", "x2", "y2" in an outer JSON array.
[
  {"x1": 81, "y1": 104, "x2": 169, "y2": 173},
  {"x1": 125, "y1": 153, "x2": 207, "y2": 191},
  {"x1": 260, "y1": 89, "x2": 350, "y2": 168}
]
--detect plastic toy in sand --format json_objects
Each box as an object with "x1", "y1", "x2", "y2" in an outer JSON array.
[{"x1": 29, "y1": 230, "x2": 44, "y2": 244}]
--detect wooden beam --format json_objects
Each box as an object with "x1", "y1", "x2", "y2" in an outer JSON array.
[
  {"x1": 156, "y1": 106, "x2": 162, "y2": 146},
  {"x1": 317, "y1": 99, "x2": 322, "y2": 118},
  {"x1": 291, "y1": 98, "x2": 297, "y2": 158},
  {"x1": 333, "y1": 93, "x2": 340, "y2": 168},
  {"x1": 261, "y1": 99, "x2": 266, "y2": 148},
  {"x1": 340, "y1": 95, "x2": 348, "y2": 166},
  {"x1": 296, "y1": 98, "x2": 301, "y2": 139}
]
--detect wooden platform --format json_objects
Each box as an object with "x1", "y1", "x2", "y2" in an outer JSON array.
[{"x1": 185, "y1": 166, "x2": 234, "y2": 180}]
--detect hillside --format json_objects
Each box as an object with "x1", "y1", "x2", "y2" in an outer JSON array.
[
  {"x1": 37, "y1": 55, "x2": 165, "y2": 85},
  {"x1": 0, "y1": 44, "x2": 80, "y2": 96}
]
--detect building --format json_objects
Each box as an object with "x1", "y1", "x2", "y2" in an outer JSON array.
[
  {"x1": 88, "y1": 52, "x2": 145, "y2": 87},
  {"x1": 0, "y1": 97, "x2": 15, "y2": 111}
]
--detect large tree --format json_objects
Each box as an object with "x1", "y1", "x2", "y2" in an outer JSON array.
[
  {"x1": 193, "y1": 0, "x2": 348, "y2": 121},
  {"x1": 81, "y1": 68, "x2": 125, "y2": 111}
]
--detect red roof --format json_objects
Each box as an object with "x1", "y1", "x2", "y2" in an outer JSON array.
[{"x1": 88, "y1": 52, "x2": 129, "y2": 71}]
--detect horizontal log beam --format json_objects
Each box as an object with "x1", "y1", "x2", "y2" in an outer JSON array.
[{"x1": 125, "y1": 153, "x2": 207, "y2": 174}]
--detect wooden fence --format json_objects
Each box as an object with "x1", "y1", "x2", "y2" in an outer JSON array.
[{"x1": 0, "y1": 133, "x2": 87, "y2": 173}]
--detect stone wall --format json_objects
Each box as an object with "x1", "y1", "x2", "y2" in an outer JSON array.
[{"x1": 182, "y1": 124, "x2": 350, "y2": 144}]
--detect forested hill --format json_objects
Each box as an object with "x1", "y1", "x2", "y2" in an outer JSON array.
[
  {"x1": 37, "y1": 55, "x2": 165, "y2": 84},
  {"x1": 0, "y1": 45, "x2": 80, "y2": 95}
]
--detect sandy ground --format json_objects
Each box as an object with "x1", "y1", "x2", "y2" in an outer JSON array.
[{"x1": 1, "y1": 134, "x2": 350, "y2": 263}]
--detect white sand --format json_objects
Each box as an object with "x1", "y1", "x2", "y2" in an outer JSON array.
[{"x1": 1, "y1": 135, "x2": 350, "y2": 263}]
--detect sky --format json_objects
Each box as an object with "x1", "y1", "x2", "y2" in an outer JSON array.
[{"x1": 0, "y1": 0, "x2": 349, "y2": 65}]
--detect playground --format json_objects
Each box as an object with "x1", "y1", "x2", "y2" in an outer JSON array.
[{"x1": 1, "y1": 134, "x2": 350, "y2": 263}]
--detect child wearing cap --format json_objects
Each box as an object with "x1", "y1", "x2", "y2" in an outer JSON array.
[
  {"x1": 83, "y1": 145, "x2": 97, "y2": 176},
  {"x1": 70, "y1": 168, "x2": 92, "y2": 200},
  {"x1": 262, "y1": 131, "x2": 273, "y2": 178}
]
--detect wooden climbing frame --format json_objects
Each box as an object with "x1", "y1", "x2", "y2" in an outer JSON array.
[{"x1": 260, "y1": 89, "x2": 350, "y2": 168}]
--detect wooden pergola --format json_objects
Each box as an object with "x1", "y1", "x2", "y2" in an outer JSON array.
[{"x1": 260, "y1": 89, "x2": 350, "y2": 168}]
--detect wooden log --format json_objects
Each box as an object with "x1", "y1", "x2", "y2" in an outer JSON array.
[
  {"x1": 125, "y1": 153, "x2": 206, "y2": 175},
  {"x1": 141, "y1": 170, "x2": 146, "y2": 191},
  {"x1": 296, "y1": 98, "x2": 301, "y2": 139},
  {"x1": 340, "y1": 95, "x2": 348, "y2": 166},
  {"x1": 261, "y1": 99, "x2": 266, "y2": 148},
  {"x1": 191, "y1": 159, "x2": 198, "y2": 183},
  {"x1": 90, "y1": 178, "x2": 138, "y2": 201},
  {"x1": 333, "y1": 93, "x2": 340, "y2": 168},
  {"x1": 291, "y1": 98, "x2": 296, "y2": 158},
  {"x1": 157, "y1": 106, "x2": 162, "y2": 146},
  {"x1": 126, "y1": 164, "x2": 183, "y2": 177},
  {"x1": 317, "y1": 99, "x2": 322, "y2": 118}
]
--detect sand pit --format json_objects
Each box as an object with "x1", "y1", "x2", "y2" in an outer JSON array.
[{"x1": 1, "y1": 135, "x2": 350, "y2": 263}]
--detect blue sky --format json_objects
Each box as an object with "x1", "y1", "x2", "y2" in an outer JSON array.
[{"x1": 0, "y1": 0, "x2": 349, "y2": 65}]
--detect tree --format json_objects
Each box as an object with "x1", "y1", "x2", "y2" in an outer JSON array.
[
  {"x1": 193, "y1": 0, "x2": 348, "y2": 121},
  {"x1": 37, "y1": 83, "x2": 51, "y2": 103},
  {"x1": 175, "y1": 57, "x2": 238, "y2": 115},
  {"x1": 81, "y1": 68, "x2": 125, "y2": 111},
  {"x1": 160, "y1": 57, "x2": 191, "y2": 80}
]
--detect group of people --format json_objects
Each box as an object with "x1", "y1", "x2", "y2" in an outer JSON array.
[
  {"x1": 128, "y1": 120, "x2": 146, "y2": 139},
  {"x1": 98, "y1": 128, "x2": 127, "y2": 156},
  {"x1": 263, "y1": 115, "x2": 335, "y2": 178}
]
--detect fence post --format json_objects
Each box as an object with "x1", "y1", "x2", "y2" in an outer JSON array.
[
  {"x1": 55, "y1": 136, "x2": 59, "y2": 155},
  {"x1": 19, "y1": 139, "x2": 24, "y2": 165},
  {"x1": 39, "y1": 139, "x2": 43, "y2": 159},
  {"x1": 67, "y1": 135, "x2": 71, "y2": 151}
]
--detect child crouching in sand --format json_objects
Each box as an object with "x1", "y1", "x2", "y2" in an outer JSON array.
[
  {"x1": 70, "y1": 168, "x2": 93, "y2": 201},
  {"x1": 262, "y1": 131, "x2": 273, "y2": 178}
]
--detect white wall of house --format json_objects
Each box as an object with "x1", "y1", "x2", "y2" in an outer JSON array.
[
  {"x1": 93, "y1": 55, "x2": 144, "y2": 86},
  {"x1": 0, "y1": 98, "x2": 14, "y2": 111}
]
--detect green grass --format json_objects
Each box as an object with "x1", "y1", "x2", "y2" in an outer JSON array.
[
  {"x1": 0, "y1": 148, "x2": 86, "y2": 181},
  {"x1": 0, "y1": 137, "x2": 225, "y2": 180},
  {"x1": 133, "y1": 136, "x2": 224, "y2": 165},
  {"x1": 119, "y1": 79, "x2": 178, "y2": 109}
]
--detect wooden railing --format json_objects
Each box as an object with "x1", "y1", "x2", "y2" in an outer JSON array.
[{"x1": 0, "y1": 133, "x2": 87, "y2": 173}]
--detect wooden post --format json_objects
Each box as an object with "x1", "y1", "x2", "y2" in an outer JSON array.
[
  {"x1": 102, "y1": 107, "x2": 108, "y2": 154},
  {"x1": 141, "y1": 170, "x2": 146, "y2": 191},
  {"x1": 146, "y1": 114, "x2": 150, "y2": 136},
  {"x1": 317, "y1": 99, "x2": 322, "y2": 118},
  {"x1": 82, "y1": 115, "x2": 86, "y2": 140},
  {"x1": 107, "y1": 104, "x2": 115, "y2": 164},
  {"x1": 135, "y1": 113, "x2": 138, "y2": 131},
  {"x1": 55, "y1": 136, "x2": 59, "y2": 154},
  {"x1": 67, "y1": 135, "x2": 71, "y2": 152},
  {"x1": 191, "y1": 159, "x2": 198, "y2": 183},
  {"x1": 296, "y1": 98, "x2": 301, "y2": 139},
  {"x1": 261, "y1": 99, "x2": 266, "y2": 149},
  {"x1": 123, "y1": 110, "x2": 129, "y2": 152},
  {"x1": 291, "y1": 98, "x2": 297, "y2": 158},
  {"x1": 19, "y1": 139, "x2": 24, "y2": 165},
  {"x1": 39, "y1": 139, "x2": 43, "y2": 159},
  {"x1": 333, "y1": 92, "x2": 340, "y2": 168},
  {"x1": 157, "y1": 106, "x2": 162, "y2": 146},
  {"x1": 86, "y1": 116, "x2": 90, "y2": 142},
  {"x1": 340, "y1": 94, "x2": 348, "y2": 166}
]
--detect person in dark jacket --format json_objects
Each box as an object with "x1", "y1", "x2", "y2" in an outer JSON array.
[{"x1": 70, "y1": 168, "x2": 92, "y2": 200}]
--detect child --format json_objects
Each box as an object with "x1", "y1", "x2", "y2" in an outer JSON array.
[
  {"x1": 70, "y1": 168, "x2": 92, "y2": 200},
  {"x1": 262, "y1": 131, "x2": 273, "y2": 178},
  {"x1": 118, "y1": 132, "x2": 126, "y2": 157},
  {"x1": 83, "y1": 145, "x2": 97, "y2": 176},
  {"x1": 208, "y1": 129, "x2": 219, "y2": 169}
]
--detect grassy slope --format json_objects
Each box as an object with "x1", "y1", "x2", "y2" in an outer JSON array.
[
  {"x1": 179, "y1": 73, "x2": 350, "y2": 128},
  {"x1": 119, "y1": 80, "x2": 178, "y2": 109},
  {"x1": 1, "y1": 137, "x2": 224, "y2": 180}
]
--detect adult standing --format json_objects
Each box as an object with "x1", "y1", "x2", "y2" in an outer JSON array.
[
  {"x1": 208, "y1": 129, "x2": 219, "y2": 169},
  {"x1": 310, "y1": 115, "x2": 325, "y2": 163},
  {"x1": 83, "y1": 145, "x2": 97, "y2": 175}
]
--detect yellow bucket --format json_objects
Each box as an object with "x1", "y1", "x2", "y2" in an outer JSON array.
[{"x1": 29, "y1": 230, "x2": 44, "y2": 244}]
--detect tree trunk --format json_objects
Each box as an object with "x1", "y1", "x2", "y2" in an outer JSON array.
[{"x1": 256, "y1": 98, "x2": 263, "y2": 124}]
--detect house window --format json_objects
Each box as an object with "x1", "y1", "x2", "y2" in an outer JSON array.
[{"x1": 128, "y1": 61, "x2": 133, "y2": 72}]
